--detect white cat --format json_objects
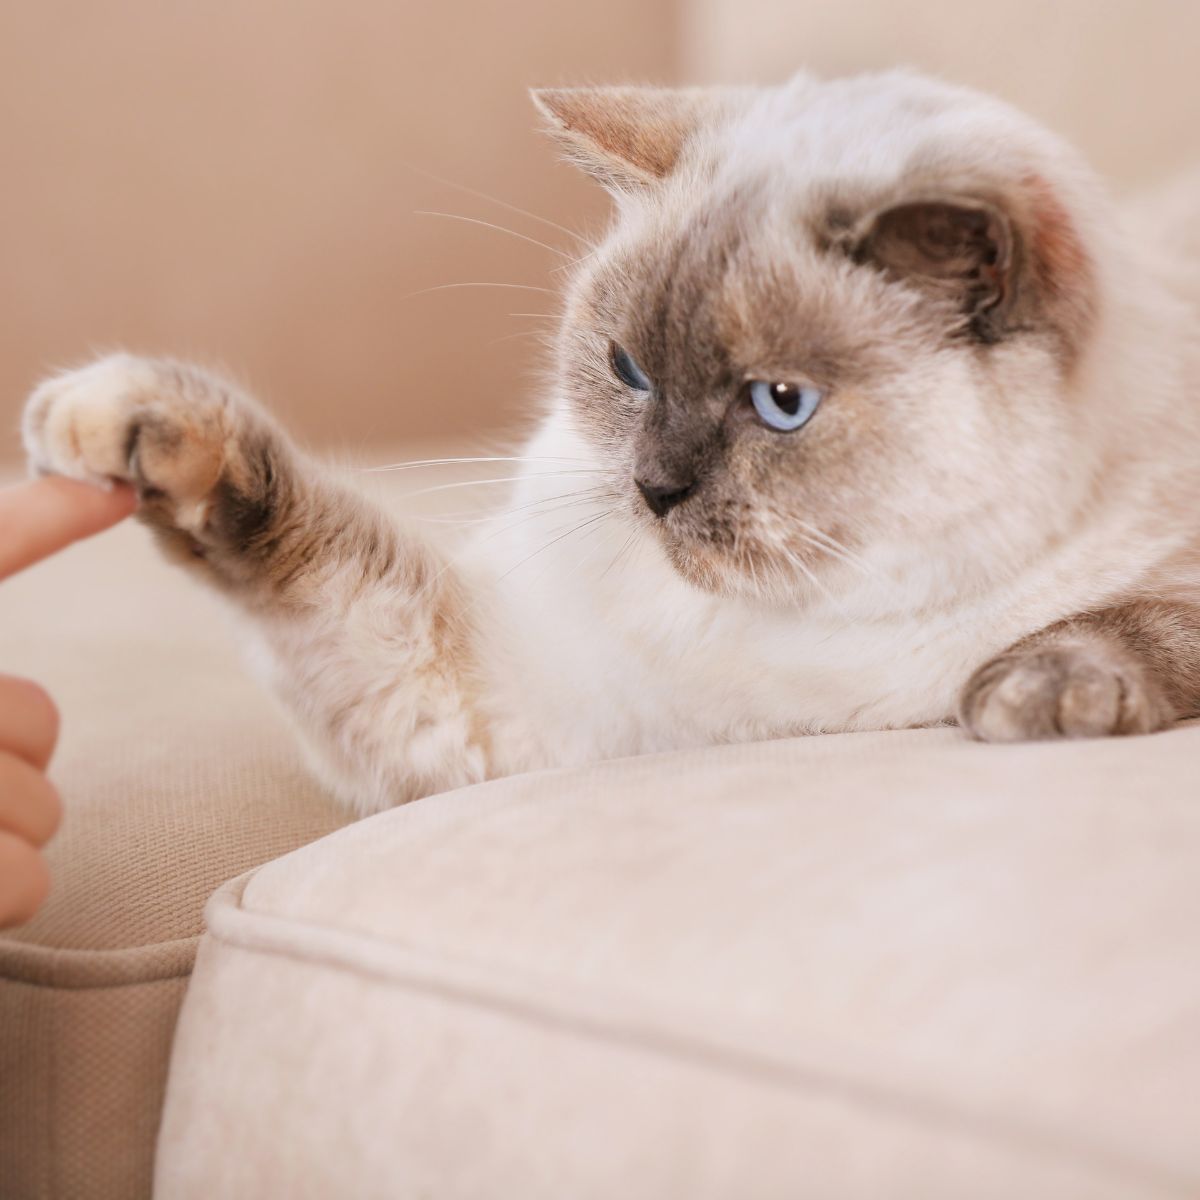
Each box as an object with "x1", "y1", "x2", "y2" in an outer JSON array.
[{"x1": 23, "y1": 70, "x2": 1200, "y2": 813}]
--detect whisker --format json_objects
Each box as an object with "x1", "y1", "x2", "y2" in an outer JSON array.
[
  {"x1": 441, "y1": 504, "x2": 611, "y2": 634},
  {"x1": 474, "y1": 493, "x2": 608, "y2": 546},
  {"x1": 778, "y1": 546, "x2": 851, "y2": 617},
  {"x1": 498, "y1": 510, "x2": 612, "y2": 581},
  {"x1": 500, "y1": 480, "x2": 612, "y2": 514},
  {"x1": 400, "y1": 161, "x2": 594, "y2": 248},
  {"x1": 549, "y1": 247, "x2": 602, "y2": 274},
  {"x1": 485, "y1": 329, "x2": 555, "y2": 349},
  {"x1": 791, "y1": 522, "x2": 891, "y2": 588},
  {"x1": 793, "y1": 530, "x2": 868, "y2": 574},
  {"x1": 409, "y1": 491, "x2": 603, "y2": 526},
  {"x1": 399, "y1": 281, "x2": 557, "y2": 302},
  {"x1": 407, "y1": 483, "x2": 608, "y2": 525},
  {"x1": 414, "y1": 210, "x2": 574, "y2": 261},
  {"x1": 402, "y1": 490, "x2": 601, "y2": 606},
  {"x1": 363, "y1": 455, "x2": 591, "y2": 473},
  {"x1": 530, "y1": 513, "x2": 618, "y2": 590},
  {"x1": 399, "y1": 470, "x2": 603, "y2": 501},
  {"x1": 790, "y1": 519, "x2": 864, "y2": 562},
  {"x1": 597, "y1": 527, "x2": 638, "y2": 583}
]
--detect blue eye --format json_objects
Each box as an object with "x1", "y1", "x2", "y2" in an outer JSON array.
[
  {"x1": 610, "y1": 343, "x2": 652, "y2": 392},
  {"x1": 747, "y1": 380, "x2": 822, "y2": 432}
]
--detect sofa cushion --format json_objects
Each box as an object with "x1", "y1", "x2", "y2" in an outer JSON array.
[
  {"x1": 0, "y1": 448, "x2": 552, "y2": 1198},
  {"x1": 0, "y1": 512, "x2": 350, "y2": 1199},
  {"x1": 156, "y1": 723, "x2": 1200, "y2": 1199}
]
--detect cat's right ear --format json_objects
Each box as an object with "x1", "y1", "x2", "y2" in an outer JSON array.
[
  {"x1": 848, "y1": 182, "x2": 1097, "y2": 358},
  {"x1": 852, "y1": 199, "x2": 1016, "y2": 343},
  {"x1": 531, "y1": 86, "x2": 724, "y2": 194}
]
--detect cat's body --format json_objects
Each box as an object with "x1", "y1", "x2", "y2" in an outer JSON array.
[{"x1": 22, "y1": 70, "x2": 1200, "y2": 813}]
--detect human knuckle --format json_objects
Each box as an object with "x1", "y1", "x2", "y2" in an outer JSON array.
[{"x1": 17, "y1": 679, "x2": 60, "y2": 747}]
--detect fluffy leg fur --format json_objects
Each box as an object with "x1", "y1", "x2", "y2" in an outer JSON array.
[
  {"x1": 22, "y1": 353, "x2": 488, "y2": 812},
  {"x1": 959, "y1": 602, "x2": 1200, "y2": 742}
]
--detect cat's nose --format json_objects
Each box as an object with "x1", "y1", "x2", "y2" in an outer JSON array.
[{"x1": 635, "y1": 477, "x2": 695, "y2": 519}]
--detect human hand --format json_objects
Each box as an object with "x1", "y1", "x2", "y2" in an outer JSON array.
[{"x1": 0, "y1": 476, "x2": 135, "y2": 927}]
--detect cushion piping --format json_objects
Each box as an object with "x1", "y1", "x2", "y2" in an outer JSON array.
[
  {"x1": 0, "y1": 933, "x2": 198, "y2": 989},
  {"x1": 198, "y1": 872, "x2": 1195, "y2": 1200}
]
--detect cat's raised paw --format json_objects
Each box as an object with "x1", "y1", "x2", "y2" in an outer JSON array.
[
  {"x1": 22, "y1": 354, "x2": 241, "y2": 535},
  {"x1": 958, "y1": 641, "x2": 1173, "y2": 743},
  {"x1": 25, "y1": 355, "x2": 164, "y2": 485}
]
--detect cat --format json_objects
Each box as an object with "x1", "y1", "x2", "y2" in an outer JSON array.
[{"x1": 21, "y1": 69, "x2": 1200, "y2": 814}]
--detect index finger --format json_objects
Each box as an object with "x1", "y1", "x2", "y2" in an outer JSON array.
[{"x1": 0, "y1": 477, "x2": 136, "y2": 580}]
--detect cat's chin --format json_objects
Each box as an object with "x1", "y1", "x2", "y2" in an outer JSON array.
[
  {"x1": 662, "y1": 535, "x2": 782, "y2": 604},
  {"x1": 660, "y1": 531, "x2": 807, "y2": 606},
  {"x1": 661, "y1": 542, "x2": 730, "y2": 595}
]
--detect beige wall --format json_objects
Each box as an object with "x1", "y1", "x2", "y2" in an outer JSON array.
[
  {"x1": 0, "y1": 2, "x2": 677, "y2": 462},
  {"x1": 684, "y1": 0, "x2": 1200, "y2": 188},
  {"x1": 3, "y1": 2, "x2": 1196, "y2": 465}
]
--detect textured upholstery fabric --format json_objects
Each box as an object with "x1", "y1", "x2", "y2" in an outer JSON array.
[
  {"x1": 0, "y1": 516, "x2": 350, "y2": 1199},
  {"x1": 157, "y1": 725, "x2": 1200, "y2": 1199},
  {"x1": 4, "y1": 460, "x2": 1200, "y2": 1197}
]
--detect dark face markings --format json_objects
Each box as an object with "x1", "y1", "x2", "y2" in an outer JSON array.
[{"x1": 557, "y1": 170, "x2": 1082, "y2": 602}]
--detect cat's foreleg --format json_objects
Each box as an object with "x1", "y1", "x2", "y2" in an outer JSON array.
[
  {"x1": 22, "y1": 354, "x2": 488, "y2": 811},
  {"x1": 958, "y1": 602, "x2": 1200, "y2": 742}
]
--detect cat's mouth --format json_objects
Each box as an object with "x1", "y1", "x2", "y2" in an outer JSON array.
[
  {"x1": 647, "y1": 501, "x2": 840, "y2": 604},
  {"x1": 659, "y1": 534, "x2": 730, "y2": 593},
  {"x1": 647, "y1": 504, "x2": 759, "y2": 594}
]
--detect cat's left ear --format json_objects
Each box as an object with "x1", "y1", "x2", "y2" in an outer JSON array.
[
  {"x1": 531, "y1": 86, "x2": 723, "y2": 193},
  {"x1": 851, "y1": 198, "x2": 1016, "y2": 342},
  {"x1": 849, "y1": 181, "x2": 1096, "y2": 355}
]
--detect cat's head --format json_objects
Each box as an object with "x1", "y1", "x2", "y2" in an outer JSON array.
[{"x1": 534, "y1": 71, "x2": 1108, "y2": 606}]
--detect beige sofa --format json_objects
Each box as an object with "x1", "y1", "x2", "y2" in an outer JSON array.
[{"x1": 1, "y1": 471, "x2": 1198, "y2": 1199}]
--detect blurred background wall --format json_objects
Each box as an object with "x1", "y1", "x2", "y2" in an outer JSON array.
[
  {"x1": 2, "y1": 1, "x2": 1196, "y2": 465},
  {"x1": 685, "y1": 0, "x2": 1200, "y2": 186},
  {"x1": 0, "y1": 1, "x2": 678, "y2": 460}
]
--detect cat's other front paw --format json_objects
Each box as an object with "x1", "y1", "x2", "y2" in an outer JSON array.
[{"x1": 958, "y1": 640, "x2": 1173, "y2": 742}]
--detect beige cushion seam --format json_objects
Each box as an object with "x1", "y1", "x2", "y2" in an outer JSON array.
[
  {"x1": 202, "y1": 880, "x2": 1194, "y2": 1199},
  {"x1": 0, "y1": 934, "x2": 199, "y2": 989}
]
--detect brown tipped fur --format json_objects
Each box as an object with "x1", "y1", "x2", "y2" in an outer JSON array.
[{"x1": 19, "y1": 70, "x2": 1200, "y2": 812}]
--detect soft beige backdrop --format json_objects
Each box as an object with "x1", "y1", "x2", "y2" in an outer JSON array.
[
  {"x1": 1, "y1": 2, "x2": 1195, "y2": 463},
  {"x1": 0, "y1": 1, "x2": 677, "y2": 460},
  {"x1": 685, "y1": 0, "x2": 1200, "y2": 187}
]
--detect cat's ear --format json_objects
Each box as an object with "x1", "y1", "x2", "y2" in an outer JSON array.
[
  {"x1": 531, "y1": 86, "x2": 716, "y2": 193},
  {"x1": 852, "y1": 199, "x2": 1016, "y2": 343},
  {"x1": 851, "y1": 183, "x2": 1095, "y2": 352}
]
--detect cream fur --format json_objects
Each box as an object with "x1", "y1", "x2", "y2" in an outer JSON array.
[{"x1": 21, "y1": 70, "x2": 1200, "y2": 812}]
